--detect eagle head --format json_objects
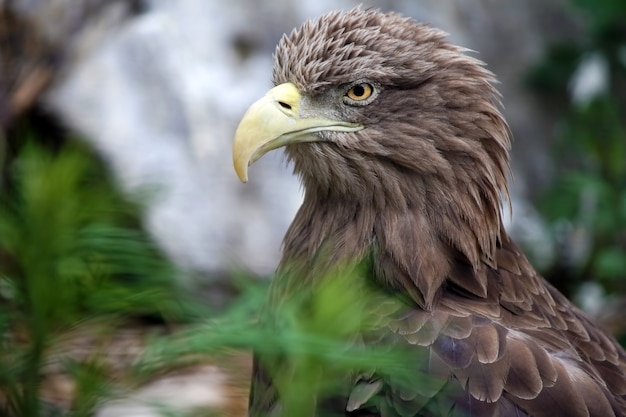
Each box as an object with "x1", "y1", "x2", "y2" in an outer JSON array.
[{"x1": 233, "y1": 8, "x2": 512, "y2": 299}]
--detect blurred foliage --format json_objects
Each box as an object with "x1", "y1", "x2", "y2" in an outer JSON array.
[
  {"x1": 139, "y1": 263, "x2": 432, "y2": 417},
  {"x1": 0, "y1": 124, "x2": 197, "y2": 416},
  {"x1": 527, "y1": 0, "x2": 626, "y2": 298}
]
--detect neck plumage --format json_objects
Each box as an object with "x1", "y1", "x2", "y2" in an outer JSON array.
[
  {"x1": 276, "y1": 177, "x2": 505, "y2": 310},
  {"x1": 278, "y1": 118, "x2": 511, "y2": 308}
]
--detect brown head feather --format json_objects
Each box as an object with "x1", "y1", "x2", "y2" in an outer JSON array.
[{"x1": 275, "y1": 8, "x2": 510, "y2": 307}]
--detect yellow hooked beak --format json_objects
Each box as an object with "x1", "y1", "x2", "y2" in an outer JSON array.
[{"x1": 232, "y1": 82, "x2": 363, "y2": 182}]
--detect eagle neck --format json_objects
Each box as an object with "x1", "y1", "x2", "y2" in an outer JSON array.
[{"x1": 277, "y1": 190, "x2": 457, "y2": 309}]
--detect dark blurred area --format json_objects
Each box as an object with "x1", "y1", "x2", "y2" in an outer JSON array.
[
  {"x1": 1, "y1": 0, "x2": 625, "y2": 415},
  {"x1": 525, "y1": 0, "x2": 626, "y2": 339}
]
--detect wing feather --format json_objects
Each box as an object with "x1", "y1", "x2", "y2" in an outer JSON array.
[{"x1": 347, "y1": 233, "x2": 626, "y2": 416}]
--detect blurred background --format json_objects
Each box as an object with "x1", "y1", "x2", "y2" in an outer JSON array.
[{"x1": 1, "y1": 0, "x2": 625, "y2": 416}]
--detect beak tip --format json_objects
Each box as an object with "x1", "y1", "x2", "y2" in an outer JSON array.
[
  {"x1": 235, "y1": 171, "x2": 249, "y2": 183},
  {"x1": 234, "y1": 161, "x2": 249, "y2": 183}
]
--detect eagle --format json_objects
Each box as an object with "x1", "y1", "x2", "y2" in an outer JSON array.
[{"x1": 232, "y1": 8, "x2": 626, "y2": 417}]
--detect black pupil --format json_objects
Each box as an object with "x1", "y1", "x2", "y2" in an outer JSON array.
[{"x1": 352, "y1": 85, "x2": 365, "y2": 97}]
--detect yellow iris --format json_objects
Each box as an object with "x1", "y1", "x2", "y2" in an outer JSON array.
[{"x1": 346, "y1": 83, "x2": 373, "y2": 101}]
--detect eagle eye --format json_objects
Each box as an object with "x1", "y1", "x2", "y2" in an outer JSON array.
[{"x1": 344, "y1": 82, "x2": 376, "y2": 106}]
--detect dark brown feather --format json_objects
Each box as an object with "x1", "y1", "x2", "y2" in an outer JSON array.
[{"x1": 247, "y1": 7, "x2": 626, "y2": 417}]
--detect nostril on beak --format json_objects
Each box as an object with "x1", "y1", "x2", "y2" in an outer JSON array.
[{"x1": 278, "y1": 101, "x2": 292, "y2": 110}]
